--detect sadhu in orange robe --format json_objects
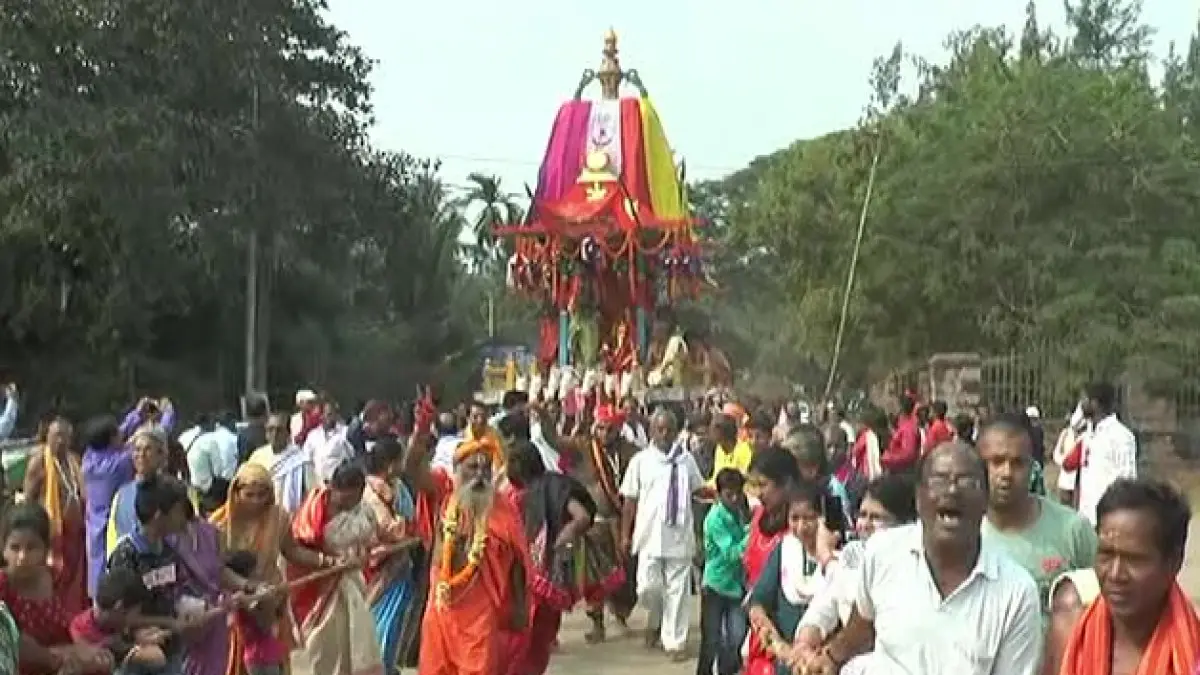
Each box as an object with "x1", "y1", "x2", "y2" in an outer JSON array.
[
  {"x1": 1059, "y1": 582, "x2": 1200, "y2": 675},
  {"x1": 417, "y1": 467, "x2": 533, "y2": 675}
]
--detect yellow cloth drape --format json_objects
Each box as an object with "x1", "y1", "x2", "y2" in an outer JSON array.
[
  {"x1": 639, "y1": 97, "x2": 684, "y2": 219},
  {"x1": 105, "y1": 492, "x2": 121, "y2": 555},
  {"x1": 209, "y1": 463, "x2": 286, "y2": 571},
  {"x1": 42, "y1": 448, "x2": 80, "y2": 539},
  {"x1": 42, "y1": 448, "x2": 63, "y2": 538},
  {"x1": 210, "y1": 462, "x2": 292, "y2": 675}
]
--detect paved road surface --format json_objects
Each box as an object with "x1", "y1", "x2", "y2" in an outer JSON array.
[{"x1": 546, "y1": 517, "x2": 1200, "y2": 675}]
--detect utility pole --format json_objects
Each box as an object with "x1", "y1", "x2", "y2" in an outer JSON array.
[
  {"x1": 487, "y1": 293, "x2": 495, "y2": 339},
  {"x1": 244, "y1": 221, "x2": 259, "y2": 397},
  {"x1": 242, "y1": 4, "x2": 262, "y2": 401}
]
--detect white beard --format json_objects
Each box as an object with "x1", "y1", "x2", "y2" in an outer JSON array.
[{"x1": 453, "y1": 474, "x2": 494, "y2": 516}]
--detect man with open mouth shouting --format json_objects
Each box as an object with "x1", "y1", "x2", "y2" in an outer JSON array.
[{"x1": 798, "y1": 441, "x2": 1043, "y2": 675}]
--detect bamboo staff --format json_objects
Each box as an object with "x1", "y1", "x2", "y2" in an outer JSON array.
[
  {"x1": 822, "y1": 131, "x2": 885, "y2": 402},
  {"x1": 188, "y1": 537, "x2": 422, "y2": 624}
]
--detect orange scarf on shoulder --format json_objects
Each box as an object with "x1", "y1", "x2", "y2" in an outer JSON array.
[{"x1": 1059, "y1": 582, "x2": 1200, "y2": 675}]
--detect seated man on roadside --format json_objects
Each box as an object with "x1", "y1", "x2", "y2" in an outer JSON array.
[{"x1": 1058, "y1": 478, "x2": 1199, "y2": 675}]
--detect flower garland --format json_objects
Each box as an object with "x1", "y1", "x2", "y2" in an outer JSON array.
[{"x1": 434, "y1": 494, "x2": 488, "y2": 608}]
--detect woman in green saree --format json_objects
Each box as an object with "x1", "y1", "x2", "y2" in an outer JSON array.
[{"x1": 746, "y1": 481, "x2": 828, "y2": 675}]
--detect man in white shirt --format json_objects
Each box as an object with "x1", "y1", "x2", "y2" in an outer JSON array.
[
  {"x1": 291, "y1": 388, "x2": 318, "y2": 440},
  {"x1": 177, "y1": 421, "x2": 202, "y2": 454},
  {"x1": 303, "y1": 400, "x2": 351, "y2": 484},
  {"x1": 211, "y1": 412, "x2": 240, "y2": 477},
  {"x1": 618, "y1": 407, "x2": 707, "y2": 661},
  {"x1": 430, "y1": 412, "x2": 463, "y2": 472},
  {"x1": 488, "y1": 390, "x2": 528, "y2": 429},
  {"x1": 801, "y1": 441, "x2": 1042, "y2": 675},
  {"x1": 246, "y1": 412, "x2": 318, "y2": 515},
  {"x1": 0, "y1": 383, "x2": 19, "y2": 441},
  {"x1": 1076, "y1": 381, "x2": 1137, "y2": 525},
  {"x1": 186, "y1": 414, "x2": 232, "y2": 512},
  {"x1": 1053, "y1": 402, "x2": 1088, "y2": 504}
]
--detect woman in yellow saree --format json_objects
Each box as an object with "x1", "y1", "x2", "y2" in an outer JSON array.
[{"x1": 209, "y1": 462, "x2": 328, "y2": 675}]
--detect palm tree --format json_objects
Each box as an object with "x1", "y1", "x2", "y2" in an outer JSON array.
[{"x1": 456, "y1": 172, "x2": 522, "y2": 271}]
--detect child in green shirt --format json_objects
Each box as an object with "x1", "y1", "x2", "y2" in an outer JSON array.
[{"x1": 697, "y1": 468, "x2": 752, "y2": 675}]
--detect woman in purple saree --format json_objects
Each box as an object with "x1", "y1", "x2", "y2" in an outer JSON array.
[
  {"x1": 173, "y1": 502, "x2": 238, "y2": 675},
  {"x1": 80, "y1": 416, "x2": 134, "y2": 599}
]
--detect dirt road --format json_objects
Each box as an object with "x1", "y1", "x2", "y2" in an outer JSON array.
[
  {"x1": 546, "y1": 610, "x2": 696, "y2": 675},
  {"x1": 546, "y1": 517, "x2": 1200, "y2": 675}
]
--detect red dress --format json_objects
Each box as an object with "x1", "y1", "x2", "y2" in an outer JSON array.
[
  {"x1": 498, "y1": 483, "x2": 532, "y2": 675},
  {"x1": 743, "y1": 507, "x2": 785, "y2": 675},
  {"x1": 0, "y1": 571, "x2": 78, "y2": 675}
]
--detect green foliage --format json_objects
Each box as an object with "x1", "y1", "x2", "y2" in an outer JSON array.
[
  {"x1": 698, "y1": 1, "x2": 1200, "y2": 398},
  {"x1": 0, "y1": 0, "x2": 483, "y2": 418},
  {"x1": 456, "y1": 172, "x2": 524, "y2": 274}
]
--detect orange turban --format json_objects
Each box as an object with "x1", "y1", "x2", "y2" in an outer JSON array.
[{"x1": 453, "y1": 436, "x2": 502, "y2": 466}]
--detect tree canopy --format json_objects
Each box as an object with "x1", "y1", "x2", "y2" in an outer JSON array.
[
  {"x1": 7, "y1": 0, "x2": 1200, "y2": 421},
  {"x1": 695, "y1": 0, "x2": 1200, "y2": 404},
  {"x1": 0, "y1": 0, "x2": 482, "y2": 418}
]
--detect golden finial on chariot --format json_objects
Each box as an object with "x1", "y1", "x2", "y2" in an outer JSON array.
[{"x1": 597, "y1": 28, "x2": 623, "y2": 100}]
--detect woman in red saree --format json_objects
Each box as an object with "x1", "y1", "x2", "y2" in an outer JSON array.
[
  {"x1": 288, "y1": 463, "x2": 385, "y2": 675},
  {"x1": 1, "y1": 504, "x2": 111, "y2": 675},
  {"x1": 741, "y1": 448, "x2": 802, "y2": 675},
  {"x1": 22, "y1": 417, "x2": 87, "y2": 616}
]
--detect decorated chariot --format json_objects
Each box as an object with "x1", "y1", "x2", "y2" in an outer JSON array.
[{"x1": 484, "y1": 30, "x2": 731, "y2": 406}]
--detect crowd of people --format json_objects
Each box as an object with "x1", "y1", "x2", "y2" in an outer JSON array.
[{"x1": 0, "y1": 379, "x2": 1195, "y2": 675}]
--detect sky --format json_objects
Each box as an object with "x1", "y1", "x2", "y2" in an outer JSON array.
[{"x1": 326, "y1": 0, "x2": 1197, "y2": 200}]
